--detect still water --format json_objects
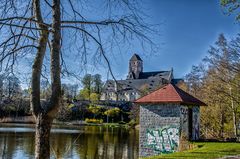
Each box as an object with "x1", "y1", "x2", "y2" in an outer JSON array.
[{"x1": 0, "y1": 123, "x2": 139, "y2": 159}]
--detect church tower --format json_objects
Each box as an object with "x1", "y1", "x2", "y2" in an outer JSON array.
[{"x1": 127, "y1": 54, "x2": 143, "y2": 79}]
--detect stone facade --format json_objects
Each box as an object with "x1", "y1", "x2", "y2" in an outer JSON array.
[
  {"x1": 192, "y1": 106, "x2": 200, "y2": 140},
  {"x1": 127, "y1": 54, "x2": 143, "y2": 79},
  {"x1": 139, "y1": 104, "x2": 200, "y2": 157}
]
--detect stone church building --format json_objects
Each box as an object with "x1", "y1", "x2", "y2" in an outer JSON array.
[{"x1": 101, "y1": 54, "x2": 182, "y2": 101}]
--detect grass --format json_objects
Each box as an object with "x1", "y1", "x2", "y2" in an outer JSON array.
[{"x1": 144, "y1": 142, "x2": 240, "y2": 159}]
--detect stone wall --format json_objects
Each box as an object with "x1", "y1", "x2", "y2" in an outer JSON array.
[
  {"x1": 139, "y1": 104, "x2": 201, "y2": 158},
  {"x1": 139, "y1": 104, "x2": 181, "y2": 157},
  {"x1": 180, "y1": 105, "x2": 189, "y2": 139}
]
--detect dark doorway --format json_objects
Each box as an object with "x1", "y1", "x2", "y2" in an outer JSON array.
[{"x1": 188, "y1": 108, "x2": 193, "y2": 140}]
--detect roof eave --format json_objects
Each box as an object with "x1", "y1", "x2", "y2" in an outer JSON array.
[
  {"x1": 134, "y1": 101, "x2": 182, "y2": 105},
  {"x1": 134, "y1": 101, "x2": 207, "y2": 106}
]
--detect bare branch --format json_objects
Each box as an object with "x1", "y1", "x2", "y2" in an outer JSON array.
[{"x1": 61, "y1": 25, "x2": 117, "y2": 82}]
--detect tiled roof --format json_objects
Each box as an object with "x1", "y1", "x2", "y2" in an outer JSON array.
[
  {"x1": 138, "y1": 71, "x2": 171, "y2": 79},
  {"x1": 134, "y1": 84, "x2": 207, "y2": 106},
  {"x1": 102, "y1": 70, "x2": 182, "y2": 94}
]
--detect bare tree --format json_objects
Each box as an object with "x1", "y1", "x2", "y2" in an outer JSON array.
[{"x1": 0, "y1": 0, "x2": 155, "y2": 158}]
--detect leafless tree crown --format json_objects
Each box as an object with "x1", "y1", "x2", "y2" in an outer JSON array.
[{"x1": 0, "y1": 0, "x2": 156, "y2": 80}]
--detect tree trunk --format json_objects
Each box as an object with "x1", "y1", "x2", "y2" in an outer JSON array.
[
  {"x1": 35, "y1": 114, "x2": 53, "y2": 159},
  {"x1": 33, "y1": 0, "x2": 61, "y2": 158},
  {"x1": 31, "y1": 0, "x2": 61, "y2": 157},
  {"x1": 229, "y1": 87, "x2": 237, "y2": 137},
  {"x1": 220, "y1": 111, "x2": 224, "y2": 139}
]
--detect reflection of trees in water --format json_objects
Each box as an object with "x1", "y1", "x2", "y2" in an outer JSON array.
[
  {"x1": 0, "y1": 126, "x2": 138, "y2": 159},
  {"x1": 0, "y1": 132, "x2": 35, "y2": 159},
  {"x1": 50, "y1": 133, "x2": 73, "y2": 158},
  {"x1": 74, "y1": 126, "x2": 138, "y2": 159},
  {"x1": 0, "y1": 135, "x2": 7, "y2": 158},
  {"x1": 22, "y1": 133, "x2": 35, "y2": 157},
  {"x1": 0, "y1": 133, "x2": 16, "y2": 159},
  {"x1": 128, "y1": 129, "x2": 139, "y2": 159}
]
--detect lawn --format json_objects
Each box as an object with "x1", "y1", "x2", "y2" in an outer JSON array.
[{"x1": 144, "y1": 142, "x2": 240, "y2": 159}]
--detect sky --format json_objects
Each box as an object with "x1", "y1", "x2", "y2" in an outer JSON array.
[
  {"x1": 108, "y1": 0, "x2": 239, "y2": 80},
  {"x1": 1, "y1": 0, "x2": 239, "y2": 87}
]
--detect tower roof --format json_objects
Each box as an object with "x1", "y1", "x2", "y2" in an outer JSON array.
[
  {"x1": 134, "y1": 84, "x2": 207, "y2": 106},
  {"x1": 130, "y1": 54, "x2": 142, "y2": 61}
]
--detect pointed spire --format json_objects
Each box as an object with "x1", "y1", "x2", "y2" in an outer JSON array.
[{"x1": 130, "y1": 53, "x2": 142, "y2": 61}]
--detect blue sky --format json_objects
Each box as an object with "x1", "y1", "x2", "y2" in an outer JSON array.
[
  {"x1": 3, "y1": 0, "x2": 239, "y2": 87},
  {"x1": 109, "y1": 0, "x2": 239, "y2": 80}
]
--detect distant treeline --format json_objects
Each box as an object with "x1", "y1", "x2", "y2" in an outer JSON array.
[{"x1": 0, "y1": 73, "x2": 134, "y2": 124}]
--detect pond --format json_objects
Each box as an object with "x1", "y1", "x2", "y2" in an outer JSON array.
[{"x1": 0, "y1": 123, "x2": 139, "y2": 159}]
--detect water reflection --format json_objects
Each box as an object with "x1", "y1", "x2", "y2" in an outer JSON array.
[{"x1": 0, "y1": 124, "x2": 139, "y2": 159}]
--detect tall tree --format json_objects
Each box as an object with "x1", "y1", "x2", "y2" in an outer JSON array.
[
  {"x1": 0, "y1": 74, "x2": 4, "y2": 103},
  {"x1": 81, "y1": 74, "x2": 93, "y2": 99},
  {"x1": 62, "y1": 83, "x2": 78, "y2": 100},
  {"x1": 0, "y1": 0, "x2": 154, "y2": 158},
  {"x1": 185, "y1": 33, "x2": 240, "y2": 139},
  {"x1": 92, "y1": 74, "x2": 103, "y2": 95},
  {"x1": 4, "y1": 75, "x2": 21, "y2": 99},
  {"x1": 220, "y1": 0, "x2": 240, "y2": 22},
  {"x1": 206, "y1": 34, "x2": 239, "y2": 137}
]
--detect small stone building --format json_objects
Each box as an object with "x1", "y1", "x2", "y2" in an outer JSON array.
[{"x1": 134, "y1": 84, "x2": 206, "y2": 157}]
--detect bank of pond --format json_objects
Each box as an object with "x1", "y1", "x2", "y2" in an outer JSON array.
[
  {"x1": 0, "y1": 123, "x2": 139, "y2": 159},
  {"x1": 0, "y1": 123, "x2": 239, "y2": 159}
]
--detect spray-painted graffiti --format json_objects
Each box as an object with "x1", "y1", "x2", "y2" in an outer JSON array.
[
  {"x1": 192, "y1": 106, "x2": 200, "y2": 140},
  {"x1": 146, "y1": 126, "x2": 179, "y2": 153}
]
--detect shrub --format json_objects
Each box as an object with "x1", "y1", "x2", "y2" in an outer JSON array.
[
  {"x1": 119, "y1": 121, "x2": 126, "y2": 124},
  {"x1": 128, "y1": 119, "x2": 137, "y2": 127}
]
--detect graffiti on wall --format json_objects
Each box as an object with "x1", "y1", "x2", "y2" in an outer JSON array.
[
  {"x1": 192, "y1": 106, "x2": 200, "y2": 140},
  {"x1": 146, "y1": 126, "x2": 179, "y2": 153}
]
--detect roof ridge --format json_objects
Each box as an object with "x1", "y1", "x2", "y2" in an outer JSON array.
[
  {"x1": 171, "y1": 84, "x2": 184, "y2": 102},
  {"x1": 133, "y1": 84, "x2": 168, "y2": 102},
  {"x1": 130, "y1": 53, "x2": 142, "y2": 61},
  {"x1": 175, "y1": 85, "x2": 206, "y2": 105}
]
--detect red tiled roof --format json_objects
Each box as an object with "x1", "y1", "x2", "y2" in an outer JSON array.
[{"x1": 134, "y1": 84, "x2": 207, "y2": 106}]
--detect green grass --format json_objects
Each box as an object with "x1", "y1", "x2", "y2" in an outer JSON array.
[{"x1": 144, "y1": 142, "x2": 240, "y2": 159}]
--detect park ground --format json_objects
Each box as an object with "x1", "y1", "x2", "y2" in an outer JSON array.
[{"x1": 144, "y1": 142, "x2": 240, "y2": 159}]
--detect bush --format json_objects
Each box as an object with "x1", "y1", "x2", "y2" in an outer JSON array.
[
  {"x1": 119, "y1": 121, "x2": 126, "y2": 124},
  {"x1": 128, "y1": 119, "x2": 137, "y2": 127},
  {"x1": 56, "y1": 100, "x2": 72, "y2": 121},
  {"x1": 85, "y1": 118, "x2": 103, "y2": 124}
]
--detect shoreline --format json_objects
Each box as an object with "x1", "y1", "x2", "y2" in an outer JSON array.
[{"x1": 0, "y1": 116, "x2": 134, "y2": 129}]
